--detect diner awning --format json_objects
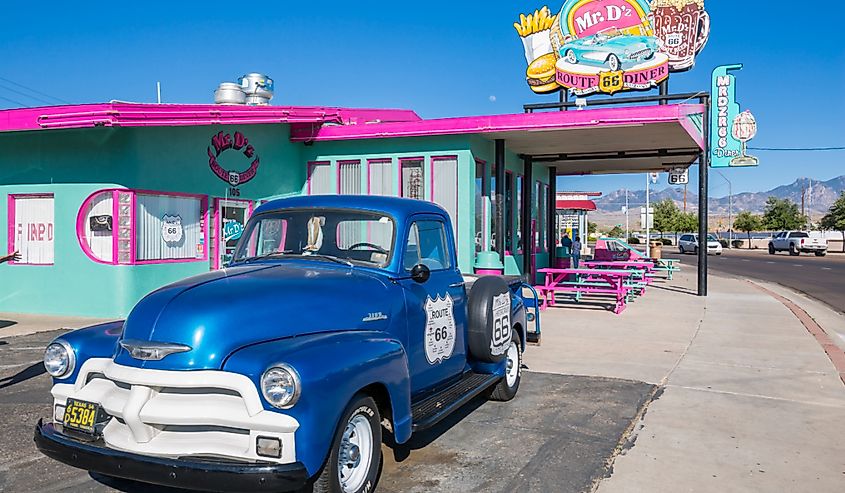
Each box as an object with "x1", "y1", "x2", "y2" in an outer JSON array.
[{"x1": 556, "y1": 200, "x2": 596, "y2": 211}]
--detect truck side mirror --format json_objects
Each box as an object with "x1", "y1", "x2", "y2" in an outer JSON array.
[{"x1": 410, "y1": 264, "x2": 431, "y2": 284}]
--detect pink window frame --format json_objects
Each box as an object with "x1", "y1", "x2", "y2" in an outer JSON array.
[
  {"x1": 211, "y1": 197, "x2": 254, "y2": 270},
  {"x1": 76, "y1": 188, "x2": 208, "y2": 265},
  {"x1": 7, "y1": 193, "x2": 55, "y2": 266},
  {"x1": 475, "y1": 158, "x2": 488, "y2": 251},
  {"x1": 366, "y1": 158, "x2": 393, "y2": 196},
  {"x1": 399, "y1": 157, "x2": 425, "y2": 199},
  {"x1": 306, "y1": 161, "x2": 332, "y2": 195},
  {"x1": 430, "y1": 155, "x2": 459, "y2": 240},
  {"x1": 337, "y1": 160, "x2": 362, "y2": 195}
]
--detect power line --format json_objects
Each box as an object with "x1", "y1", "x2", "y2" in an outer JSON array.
[
  {"x1": 0, "y1": 94, "x2": 30, "y2": 107},
  {"x1": 0, "y1": 80, "x2": 59, "y2": 106},
  {"x1": 0, "y1": 76, "x2": 72, "y2": 104},
  {"x1": 749, "y1": 146, "x2": 845, "y2": 151}
]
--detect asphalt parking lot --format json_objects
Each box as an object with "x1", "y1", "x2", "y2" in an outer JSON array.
[{"x1": 0, "y1": 330, "x2": 655, "y2": 493}]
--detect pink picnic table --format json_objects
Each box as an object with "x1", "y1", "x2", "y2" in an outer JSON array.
[
  {"x1": 536, "y1": 267, "x2": 638, "y2": 314},
  {"x1": 581, "y1": 260, "x2": 655, "y2": 285}
]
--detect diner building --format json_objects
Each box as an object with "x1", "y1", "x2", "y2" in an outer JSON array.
[{"x1": 1, "y1": 92, "x2": 706, "y2": 318}]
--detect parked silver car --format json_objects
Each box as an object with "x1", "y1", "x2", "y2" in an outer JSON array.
[{"x1": 678, "y1": 234, "x2": 722, "y2": 255}]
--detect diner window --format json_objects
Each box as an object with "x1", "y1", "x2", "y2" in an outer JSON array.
[
  {"x1": 307, "y1": 161, "x2": 334, "y2": 195},
  {"x1": 368, "y1": 159, "x2": 393, "y2": 196},
  {"x1": 515, "y1": 175, "x2": 523, "y2": 254},
  {"x1": 400, "y1": 158, "x2": 424, "y2": 200},
  {"x1": 431, "y1": 156, "x2": 458, "y2": 239},
  {"x1": 78, "y1": 190, "x2": 115, "y2": 263},
  {"x1": 475, "y1": 160, "x2": 487, "y2": 253},
  {"x1": 405, "y1": 220, "x2": 451, "y2": 271},
  {"x1": 338, "y1": 160, "x2": 362, "y2": 195},
  {"x1": 10, "y1": 194, "x2": 54, "y2": 265},
  {"x1": 136, "y1": 193, "x2": 206, "y2": 263},
  {"x1": 505, "y1": 171, "x2": 514, "y2": 254}
]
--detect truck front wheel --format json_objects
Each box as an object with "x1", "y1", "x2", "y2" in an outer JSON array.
[
  {"x1": 489, "y1": 331, "x2": 522, "y2": 402},
  {"x1": 314, "y1": 395, "x2": 382, "y2": 493}
]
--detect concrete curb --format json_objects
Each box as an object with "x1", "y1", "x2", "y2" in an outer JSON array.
[{"x1": 748, "y1": 280, "x2": 845, "y2": 386}]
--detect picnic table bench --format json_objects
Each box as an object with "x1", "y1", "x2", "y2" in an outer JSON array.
[{"x1": 536, "y1": 268, "x2": 641, "y2": 314}]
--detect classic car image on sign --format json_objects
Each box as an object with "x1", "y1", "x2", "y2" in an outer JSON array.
[
  {"x1": 560, "y1": 29, "x2": 660, "y2": 71},
  {"x1": 33, "y1": 195, "x2": 537, "y2": 493}
]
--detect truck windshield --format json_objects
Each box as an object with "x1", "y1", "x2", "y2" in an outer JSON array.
[
  {"x1": 790, "y1": 232, "x2": 809, "y2": 238},
  {"x1": 232, "y1": 209, "x2": 395, "y2": 267}
]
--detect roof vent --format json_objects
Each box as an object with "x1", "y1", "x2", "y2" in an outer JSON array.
[
  {"x1": 214, "y1": 82, "x2": 246, "y2": 105},
  {"x1": 238, "y1": 73, "x2": 274, "y2": 106}
]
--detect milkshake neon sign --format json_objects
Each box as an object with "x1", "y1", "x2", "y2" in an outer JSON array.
[{"x1": 710, "y1": 64, "x2": 759, "y2": 168}]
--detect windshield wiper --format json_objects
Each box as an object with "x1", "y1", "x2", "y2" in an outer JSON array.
[
  {"x1": 293, "y1": 253, "x2": 354, "y2": 267},
  {"x1": 236, "y1": 250, "x2": 294, "y2": 263}
]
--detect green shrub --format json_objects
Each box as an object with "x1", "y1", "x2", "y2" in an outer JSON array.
[
  {"x1": 659, "y1": 238, "x2": 672, "y2": 246},
  {"x1": 718, "y1": 239, "x2": 729, "y2": 248},
  {"x1": 731, "y1": 239, "x2": 744, "y2": 248},
  {"x1": 627, "y1": 237, "x2": 640, "y2": 244}
]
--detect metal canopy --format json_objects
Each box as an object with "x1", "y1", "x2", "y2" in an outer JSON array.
[{"x1": 485, "y1": 121, "x2": 700, "y2": 175}]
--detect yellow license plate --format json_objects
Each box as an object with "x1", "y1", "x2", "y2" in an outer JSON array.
[{"x1": 63, "y1": 398, "x2": 100, "y2": 434}]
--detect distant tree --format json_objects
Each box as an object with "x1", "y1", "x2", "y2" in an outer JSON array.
[
  {"x1": 762, "y1": 197, "x2": 806, "y2": 231},
  {"x1": 653, "y1": 199, "x2": 680, "y2": 239},
  {"x1": 607, "y1": 225, "x2": 624, "y2": 238},
  {"x1": 733, "y1": 211, "x2": 763, "y2": 249},
  {"x1": 820, "y1": 192, "x2": 845, "y2": 253},
  {"x1": 676, "y1": 212, "x2": 698, "y2": 233},
  {"x1": 588, "y1": 221, "x2": 598, "y2": 235}
]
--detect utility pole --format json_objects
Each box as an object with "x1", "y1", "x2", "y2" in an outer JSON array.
[
  {"x1": 645, "y1": 174, "x2": 651, "y2": 253},
  {"x1": 683, "y1": 183, "x2": 687, "y2": 212},
  {"x1": 625, "y1": 188, "x2": 629, "y2": 240}
]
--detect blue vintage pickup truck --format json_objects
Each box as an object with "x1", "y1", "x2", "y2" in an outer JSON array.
[{"x1": 35, "y1": 195, "x2": 538, "y2": 493}]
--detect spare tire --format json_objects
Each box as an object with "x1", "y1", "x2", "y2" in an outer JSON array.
[{"x1": 467, "y1": 276, "x2": 512, "y2": 363}]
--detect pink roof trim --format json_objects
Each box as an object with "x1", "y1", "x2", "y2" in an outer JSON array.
[
  {"x1": 290, "y1": 103, "x2": 706, "y2": 149},
  {"x1": 0, "y1": 102, "x2": 421, "y2": 132}
]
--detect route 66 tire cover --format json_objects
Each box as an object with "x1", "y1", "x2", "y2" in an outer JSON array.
[{"x1": 467, "y1": 276, "x2": 512, "y2": 363}]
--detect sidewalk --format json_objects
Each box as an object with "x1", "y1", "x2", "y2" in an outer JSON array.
[
  {"x1": 525, "y1": 269, "x2": 845, "y2": 492},
  {"x1": 0, "y1": 312, "x2": 110, "y2": 338}
]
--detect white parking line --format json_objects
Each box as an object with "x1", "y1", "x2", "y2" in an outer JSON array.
[
  {"x1": 821, "y1": 267, "x2": 832, "y2": 271},
  {"x1": 741, "y1": 259, "x2": 751, "y2": 262},
  {"x1": 792, "y1": 264, "x2": 803, "y2": 267},
  {"x1": 766, "y1": 261, "x2": 775, "y2": 264}
]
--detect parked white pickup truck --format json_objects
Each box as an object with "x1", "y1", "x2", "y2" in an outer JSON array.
[{"x1": 768, "y1": 231, "x2": 828, "y2": 256}]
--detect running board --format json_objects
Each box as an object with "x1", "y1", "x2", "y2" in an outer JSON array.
[{"x1": 411, "y1": 372, "x2": 501, "y2": 432}]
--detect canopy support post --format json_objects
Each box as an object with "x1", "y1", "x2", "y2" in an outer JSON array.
[
  {"x1": 548, "y1": 167, "x2": 557, "y2": 269},
  {"x1": 697, "y1": 94, "x2": 711, "y2": 296}
]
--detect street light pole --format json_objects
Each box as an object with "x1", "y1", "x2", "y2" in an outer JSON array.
[
  {"x1": 716, "y1": 170, "x2": 732, "y2": 247},
  {"x1": 625, "y1": 188, "x2": 629, "y2": 240}
]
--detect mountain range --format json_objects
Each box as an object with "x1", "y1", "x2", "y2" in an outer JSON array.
[{"x1": 594, "y1": 176, "x2": 845, "y2": 216}]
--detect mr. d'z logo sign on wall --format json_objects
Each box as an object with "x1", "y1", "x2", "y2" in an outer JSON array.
[{"x1": 207, "y1": 131, "x2": 260, "y2": 196}]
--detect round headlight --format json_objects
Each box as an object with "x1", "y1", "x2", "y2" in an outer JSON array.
[
  {"x1": 44, "y1": 341, "x2": 75, "y2": 378},
  {"x1": 261, "y1": 365, "x2": 301, "y2": 409}
]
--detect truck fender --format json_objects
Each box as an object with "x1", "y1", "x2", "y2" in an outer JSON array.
[
  {"x1": 223, "y1": 331, "x2": 411, "y2": 476},
  {"x1": 46, "y1": 321, "x2": 124, "y2": 385}
]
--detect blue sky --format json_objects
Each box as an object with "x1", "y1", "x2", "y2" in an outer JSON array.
[{"x1": 1, "y1": 1, "x2": 843, "y2": 198}]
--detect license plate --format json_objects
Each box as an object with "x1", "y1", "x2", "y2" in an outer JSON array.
[{"x1": 63, "y1": 398, "x2": 101, "y2": 434}]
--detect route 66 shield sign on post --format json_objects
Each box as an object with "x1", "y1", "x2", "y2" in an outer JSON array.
[
  {"x1": 668, "y1": 168, "x2": 689, "y2": 185},
  {"x1": 425, "y1": 294, "x2": 456, "y2": 365}
]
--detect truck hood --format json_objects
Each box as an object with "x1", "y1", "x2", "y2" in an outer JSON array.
[{"x1": 114, "y1": 261, "x2": 393, "y2": 370}]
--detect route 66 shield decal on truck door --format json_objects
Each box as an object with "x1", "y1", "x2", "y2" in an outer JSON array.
[{"x1": 425, "y1": 294, "x2": 456, "y2": 365}]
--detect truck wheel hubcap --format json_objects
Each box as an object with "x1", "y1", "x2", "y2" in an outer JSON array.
[
  {"x1": 506, "y1": 341, "x2": 519, "y2": 387},
  {"x1": 338, "y1": 414, "x2": 372, "y2": 492}
]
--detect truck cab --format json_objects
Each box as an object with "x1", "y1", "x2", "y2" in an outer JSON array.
[{"x1": 35, "y1": 195, "x2": 534, "y2": 493}]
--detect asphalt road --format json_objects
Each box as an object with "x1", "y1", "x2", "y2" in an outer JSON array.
[
  {"x1": 0, "y1": 330, "x2": 655, "y2": 493},
  {"x1": 663, "y1": 248, "x2": 845, "y2": 313}
]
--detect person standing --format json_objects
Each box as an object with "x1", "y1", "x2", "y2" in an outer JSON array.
[
  {"x1": 571, "y1": 236, "x2": 582, "y2": 269},
  {"x1": 561, "y1": 233, "x2": 572, "y2": 253}
]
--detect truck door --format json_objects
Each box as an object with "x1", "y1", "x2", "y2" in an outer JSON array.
[{"x1": 399, "y1": 215, "x2": 468, "y2": 396}]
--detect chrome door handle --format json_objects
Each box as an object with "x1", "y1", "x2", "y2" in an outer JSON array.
[{"x1": 449, "y1": 282, "x2": 465, "y2": 288}]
